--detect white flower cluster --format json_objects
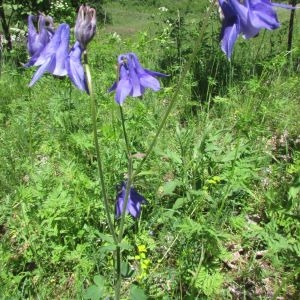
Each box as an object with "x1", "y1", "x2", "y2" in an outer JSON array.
[
  {"x1": 50, "y1": 0, "x2": 69, "y2": 11},
  {"x1": 158, "y1": 7, "x2": 168, "y2": 12},
  {"x1": 112, "y1": 32, "x2": 121, "y2": 42}
]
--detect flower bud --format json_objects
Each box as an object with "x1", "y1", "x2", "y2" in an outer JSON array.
[{"x1": 75, "y1": 5, "x2": 96, "y2": 49}]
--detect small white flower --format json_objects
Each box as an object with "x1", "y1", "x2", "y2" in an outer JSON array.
[{"x1": 158, "y1": 7, "x2": 168, "y2": 12}]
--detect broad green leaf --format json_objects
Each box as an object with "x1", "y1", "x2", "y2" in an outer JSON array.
[
  {"x1": 172, "y1": 197, "x2": 187, "y2": 210},
  {"x1": 118, "y1": 241, "x2": 133, "y2": 251},
  {"x1": 83, "y1": 285, "x2": 103, "y2": 300},
  {"x1": 97, "y1": 232, "x2": 115, "y2": 243},
  {"x1": 83, "y1": 275, "x2": 105, "y2": 300},
  {"x1": 121, "y1": 261, "x2": 135, "y2": 278},
  {"x1": 93, "y1": 275, "x2": 105, "y2": 288},
  {"x1": 99, "y1": 244, "x2": 117, "y2": 253},
  {"x1": 162, "y1": 179, "x2": 181, "y2": 195},
  {"x1": 130, "y1": 285, "x2": 147, "y2": 300},
  {"x1": 136, "y1": 170, "x2": 157, "y2": 176}
]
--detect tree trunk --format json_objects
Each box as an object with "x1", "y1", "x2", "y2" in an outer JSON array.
[{"x1": 0, "y1": 0, "x2": 12, "y2": 51}]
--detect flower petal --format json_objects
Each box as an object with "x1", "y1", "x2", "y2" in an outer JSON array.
[
  {"x1": 116, "y1": 79, "x2": 132, "y2": 105},
  {"x1": 66, "y1": 41, "x2": 88, "y2": 92},
  {"x1": 28, "y1": 24, "x2": 70, "y2": 86},
  {"x1": 128, "y1": 187, "x2": 146, "y2": 218},
  {"x1": 220, "y1": 19, "x2": 239, "y2": 59},
  {"x1": 126, "y1": 198, "x2": 141, "y2": 218},
  {"x1": 108, "y1": 81, "x2": 118, "y2": 92},
  {"x1": 115, "y1": 182, "x2": 146, "y2": 219},
  {"x1": 229, "y1": 0, "x2": 248, "y2": 22},
  {"x1": 127, "y1": 56, "x2": 142, "y2": 97},
  {"x1": 144, "y1": 69, "x2": 169, "y2": 77},
  {"x1": 140, "y1": 74, "x2": 160, "y2": 91},
  {"x1": 25, "y1": 15, "x2": 54, "y2": 67},
  {"x1": 248, "y1": 0, "x2": 280, "y2": 31},
  {"x1": 29, "y1": 56, "x2": 55, "y2": 87},
  {"x1": 27, "y1": 15, "x2": 39, "y2": 56},
  {"x1": 115, "y1": 189, "x2": 124, "y2": 219},
  {"x1": 52, "y1": 24, "x2": 69, "y2": 76},
  {"x1": 33, "y1": 23, "x2": 69, "y2": 72}
]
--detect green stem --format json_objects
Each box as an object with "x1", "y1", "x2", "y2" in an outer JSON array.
[
  {"x1": 115, "y1": 245, "x2": 121, "y2": 300},
  {"x1": 133, "y1": 4, "x2": 214, "y2": 178},
  {"x1": 119, "y1": 105, "x2": 131, "y2": 157},
  {"x1": 115, "y1": 109, "x2": 134, "y2": 299},
  {"x1": 28, "y1": 89, "x2": 33, "y2": 167},
  {"x1": 68, "y1": 81, "x2": 74, "y2": 133},
  {"x1": 114, "y1": 158, "x2": 133, "y2": 300},
  {"x1": 83, "y1": 50, "x2": 117, "y2": 244},
  {"x1": 116, "y1": 104, "x2": 134, "y2": 242}
]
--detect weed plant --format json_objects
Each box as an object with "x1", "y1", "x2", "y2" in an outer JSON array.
[{"x1": 0, "y1": 0, "x2": 300, "y2": 299}]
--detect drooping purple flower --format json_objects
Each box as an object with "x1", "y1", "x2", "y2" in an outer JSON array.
[
  {"x1": 25, "y1": 14, "x2": 54, "y2": 66},
  {"x1": 115, "y1": 182, "x2": 147, "y2": 219},
  {"x1": 75, "y1": 5, "x2": 97, "y2": 49},
  {"x1": 109, "y1": 52, "x2": 169, "y2": 105},
  {"x1": 219, "y1": 0, "x2": 240, "y2": 59},
  {"x1": 27, "y1": 23, "x2": 87, "y2": 93},
  {"x1": 29, "y1": 23, "x2": 69, "y2": 85},
  {"x1": 218, "y1": 0, "x2": 297, "y2": 59}
]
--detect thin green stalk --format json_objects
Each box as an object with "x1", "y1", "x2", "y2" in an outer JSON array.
[
  {"x1": 119, "y1": 105, "x2": 131, "y2": 157},
  {"x1": 83, "y1": 50, "x2": 117, "y2": 244},
  {"x1": 190, "y1": 244, "x2": 205, "y2": 297},
  {"x1": 115, "y1": 245, "x2": 121, "y2": 300},
  {"x1": 115, "y1": 158, "x2": 133, "y2": 300},
  {"x1": 115, "y1": 109, "x2": 134, "y2": 299},
  {"x1": 28, "y1": 89, "x2": 33, "y2": 167},
  {"x1": 133, "y1": 3, "x2": 214, "y2": 178},
  {"x1": 254, "y1": 29, "x2": 266, "y2": 65},
  {"x1": 68, "y1": 81, "x2": 74, "y2": 132},
  {"x1": 116, "y1": 105, "x2": 134, "y2": 243}
]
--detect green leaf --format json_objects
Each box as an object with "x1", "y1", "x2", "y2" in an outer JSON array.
[
  {"x1": 118, "y1": 241, "x2": 133, "y2": 251},
  {"x1": 83, "y1": 285, "x2": 102, "y2": 300},
  {"x1": 162, "y1": 179, "x2": 181, "y2": 195},
  {"x1": 93, "y1": 275, "x2": 105, "y2": 288},
  {"x1": 121, "y1": 261, "x2": 135, "y2": 278},
  {"x1": 83, "y1": 275, "x2": 105, "y2": 300},
  {"x1": 164, "y1": 150, "x2": 182, "y2": 164},
  {"x1": 172, "y1": 197, "x2": 187, "y2": 210},
  {"x1": 220, "y1": 150, "x2": 237, "y2": 162},
  {"x1": 130, "y1": 285, "x2": 147, "y2": 300},
  {"x1": 136, "y1": 170, "x2": 157, "y2": 176},
  {"x1": 99, "y1": 244, "x2": 117, "y2": 253},
  {"x1": 97, "y1": 232, "x2": 115, "y2": 243}
]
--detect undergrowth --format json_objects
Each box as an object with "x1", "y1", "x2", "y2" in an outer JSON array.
[{"x1": 0, "y1": 1, "x2": 300, "y2": 299}]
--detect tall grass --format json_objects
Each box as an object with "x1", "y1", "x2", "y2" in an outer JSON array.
[{"x1": 0, "y1": 1, "x2": 300, "y2": 299}]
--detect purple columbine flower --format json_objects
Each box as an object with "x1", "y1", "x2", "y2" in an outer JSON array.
[
  {"x1": 115, "y1": 182, "x2": 147, "y2": 219},
  {"x1": 27, "y1": 23, "x2": 88, "y2": 93},
  {"x1": 218, "y1": 0, "x2": 297, "y2": 59},
  {"x1": 25, "y1": 14, "x2": 54, "y2": 66},
  {"x1": 109, "y1": 52, "x2": 168, "y2": 105}
]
